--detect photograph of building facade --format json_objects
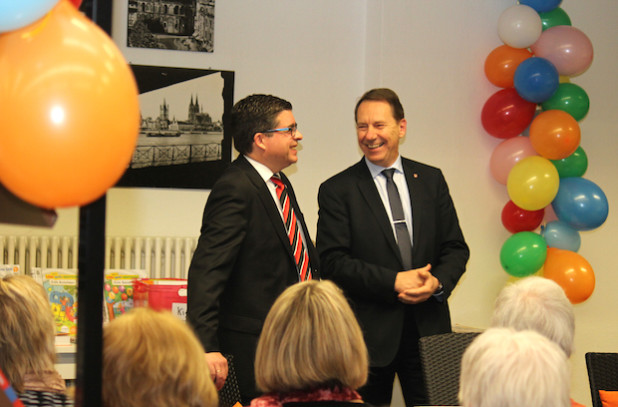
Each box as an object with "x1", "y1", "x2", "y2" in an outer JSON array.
[{"x1": 127, "y1": 0, "x2": 215, "y2": 52}]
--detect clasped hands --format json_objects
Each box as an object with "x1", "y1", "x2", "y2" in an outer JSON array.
[{"x1": 394, "y1": 263, "x2": 440, "y2": 304}]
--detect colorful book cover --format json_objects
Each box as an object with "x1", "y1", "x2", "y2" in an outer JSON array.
[
  {"x1": 104, "y1": 269, "x2": 147, "y2": 322},
  {"x1": 34, "y1": 268, "x2": 78, "y2": 336}
]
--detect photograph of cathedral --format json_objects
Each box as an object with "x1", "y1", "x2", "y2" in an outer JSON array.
[
  {"x1": 116, "y1": 65, "x2": 235, "y2": 190},
  {"x1": 127, "y1": 0, "x2": 215, "y2": 52}
]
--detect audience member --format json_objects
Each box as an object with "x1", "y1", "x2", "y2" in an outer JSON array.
[
  {"x1": 0, "y1": 274, "x2": 72, "y2": 406},
  {"x1": 251, "y1": 280, "x2": 370, "y2": 407},
  {"x1": 102, "y1": 307, "x2": 218, "y2": 407},
  {"x1": 459, "y1": 327, "x2": 571, "y2": 407},
  {"x1": 490, "y1": 276, "x2": 584, "y2": 406},
  {"x1": 491, "y1": 276, "x2": 575, "y2": 356}
]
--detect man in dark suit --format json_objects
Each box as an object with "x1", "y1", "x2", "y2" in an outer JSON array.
[
  {"x1": 187, "y1": 94, "x2": 319, "y2": 404},
  {"x1": 317, "y1": 88, "x2": 469, "y2": 406}
]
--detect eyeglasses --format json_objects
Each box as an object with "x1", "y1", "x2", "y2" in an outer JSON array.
[{"x1": 262, "y1": 123, "x2": 298, "y2": 137}]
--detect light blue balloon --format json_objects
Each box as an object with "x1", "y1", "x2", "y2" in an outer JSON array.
[
  {"x1": 519, "y1": 0, "x2": 562, "y2": 13},
  {"x1": 514, "y1": 57, "x2": 559, "y2": 104},
  {"x1": 522, "y1": 109, "x2": 542, "y2": 137},
  {"x1": 541, "y1": 220, "x2": 581, "y2": 252},
  {"x1": 0, "y1": 0, "x2": 58, "y2": 33},
  {"x1": 552, "y1": 177, "x2": 609, "y2": 231}
]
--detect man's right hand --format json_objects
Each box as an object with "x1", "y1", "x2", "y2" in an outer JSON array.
[
  {"x1": 394, "y1": 263, "x2": 432, "y2": 294},
  {"x1": 205, "y1": 352, "x2": 228, "y2": 390}
]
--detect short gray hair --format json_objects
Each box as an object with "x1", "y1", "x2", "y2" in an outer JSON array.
[
  {"x1": 491, "y1": 276, "x2": 575, "y2": 356},
  {"x1": 459, "y1": 327, "x2": 570, "y2": 407}
]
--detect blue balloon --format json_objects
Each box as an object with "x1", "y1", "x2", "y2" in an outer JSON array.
[
  {"x1": 541, "y1": 220, "x2": 581, "y2": 252},
  {"x1": 514, "y1": 57, "x2": 560, "y2": 104},
  {"x1": 552, "y1": 177, "x2": 609, "y2": 231},
  {"x1": 0, "y1": 0, "x2": 58, "y2": 33},
  {"x1": 519, "y1": 0, "x2": 562, "y2": 13}
]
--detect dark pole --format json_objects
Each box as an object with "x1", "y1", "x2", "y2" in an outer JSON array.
[
  {"x1": 74, "y1": 196, "x2": 106, "y2": 407},
  {"x1": 74, "y1": 1, "x2": 113, "y2": 406}
]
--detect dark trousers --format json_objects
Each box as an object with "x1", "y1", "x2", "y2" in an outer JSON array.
[
  {"x1": 359, "y1": 308, "x2": 427, "y2": 407},
  {"x1": 220, "y1": 330, "x2": 259, "y2": 405}
]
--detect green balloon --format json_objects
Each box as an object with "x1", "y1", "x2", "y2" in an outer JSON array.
[
  {"x1": 500, "y1": 232, "x2": 547, "y2": 278},
  {"x1": 551, "y1": 146, "x2": 588, "y2": 178},
  {"x1": 539, "y1": 7, "x2": 572, "y2": 31},
  {"x1": 541, "y1": 83, "x2": 590, "y2": 121}
]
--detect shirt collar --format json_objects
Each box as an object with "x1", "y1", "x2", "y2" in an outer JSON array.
[
  {"x1": 244, "y1": 155, "x2": 278, "y2": 182},
  {"x1": 364, "y1": 155, "x2": 404, "y2": 180}
]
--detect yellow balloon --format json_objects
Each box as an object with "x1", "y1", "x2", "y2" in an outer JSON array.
[
  {"x1": 507, "y1": 267, "x2": 544, "y2": 284},
  {"x1": 507, "y1": 156, "x2": 559, "y2": 211}
]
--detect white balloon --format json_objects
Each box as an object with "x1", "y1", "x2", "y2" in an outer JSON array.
[{"x1": 498, "y1": 5, "x2": 542, "y2": 49}]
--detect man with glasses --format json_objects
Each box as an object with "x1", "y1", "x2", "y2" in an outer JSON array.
[
  {"x1": 317, "y1": 88, "x2": 469, "y2": 406},
  {"x1": 187, "y1": 94, "x2": 319, "y2": 404}
]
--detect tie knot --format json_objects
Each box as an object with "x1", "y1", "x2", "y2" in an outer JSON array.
[
  {"x1": 271, "y1": 175, "x2": 284, "y2": 189},
  {"x1": 382, "y1": 168, "x2": 396, "y2": 181}
]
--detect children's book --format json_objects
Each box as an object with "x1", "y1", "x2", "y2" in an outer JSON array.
[
  {"x1": 103, "y1": 269, "x2": 147, "y2": 322},
  {"x1": 32, "y1": 268, "x2": 78, "y2": 336}
]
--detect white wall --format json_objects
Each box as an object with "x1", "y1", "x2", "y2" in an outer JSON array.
[{"x1": 2, "y1": 1, "x2": 616, "y2": 405}]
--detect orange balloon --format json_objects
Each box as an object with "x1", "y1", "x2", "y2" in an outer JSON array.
[
  {"x1": 484, "y1": 45, "x2": 533, "y2": 88},
  {"x1": 543, "y1": 247, "x2": 595, "y2": 304},
  {"x1": 529, "y1": 110, "x2": 581, "y2": 160},
  {"x1": 0, "y1": 0, "x2": 139, "y2": 208}
]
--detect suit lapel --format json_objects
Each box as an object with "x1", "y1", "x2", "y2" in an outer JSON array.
[
  {"x1": 354, "y1": 160, "x2": 402, "y2": 265},
  {"x1": 236, "y1": 157, "x2": 296, "y2": 262}
]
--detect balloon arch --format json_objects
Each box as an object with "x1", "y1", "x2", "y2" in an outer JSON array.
[{"x1": 482, "y1": 0, "x2": 608, "y2": 304}]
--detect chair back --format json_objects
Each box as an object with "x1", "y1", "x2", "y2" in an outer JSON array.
[
  {"x1": 419, "y1": 331, "x2": 480, "y2": 406},
  {"x1": 219, "y1": 354, "x2": 242, "y2": 407},
  {"x1": 585, "y1": 352, "x2": 618, "y2": 407}
]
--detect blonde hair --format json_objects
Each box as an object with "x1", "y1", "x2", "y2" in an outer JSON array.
[
  {"x1": 0, "y1": 275, "x2": 56, "y2": 392},
  {"x1": 459, "y1": 327, "x2": 570, "y2": 407},
  {"x1": 102, "y1": 307, "x2": 218, "y2": 407},
  {"x1": 255, "y1": 280, "x2": 368, "y2": 393}
]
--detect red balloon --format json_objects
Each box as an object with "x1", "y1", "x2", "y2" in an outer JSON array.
[
  {"x1": 501, "y1": 200, "x2": 545, "y2": 233},
  {"x1": 481, "y1": 88, "x2": 537, "y2": 138},
  {"x1": 543, "y1": 247, "x2": 595, "y2": 304}
]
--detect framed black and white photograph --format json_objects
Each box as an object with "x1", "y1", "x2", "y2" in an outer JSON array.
[
  {"x1": 115, "y1": 65, "x2": 234, "y2": 190},
  {"x1": 127, "y1": 0, "x2": 215, "y2": 52}
]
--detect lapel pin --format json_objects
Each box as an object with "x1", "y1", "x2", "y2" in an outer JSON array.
[{"x1": 413, "y1": 173, "x2": 418, "y2": 178}]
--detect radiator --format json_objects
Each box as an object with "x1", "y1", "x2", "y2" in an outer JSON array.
[{"x1": 0, "y1": 235, "x2": 198, "y2": 279}]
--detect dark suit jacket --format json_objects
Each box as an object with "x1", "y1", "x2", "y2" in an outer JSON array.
[
  {"x1": 316, "y1": 157, "x2": 469, "y2": 367},
  {"x1": 187, "y1": 155, "x2": 319, "y2": 398}
]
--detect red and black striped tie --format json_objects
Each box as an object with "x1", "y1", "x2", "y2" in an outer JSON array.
[{"x1": 271, "y1": 175, "x2": 312, "y2": 281}]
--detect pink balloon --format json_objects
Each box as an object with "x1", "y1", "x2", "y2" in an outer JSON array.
[
  {"x1": 543, "y1": 203, "x2": 559, "y2": 223},
  {"x1": 531, "y1": 26, "x2": 593, "y2": 77},
  {"x1": 490, "y1": 136, "x2": 538, "y2": 184}
]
